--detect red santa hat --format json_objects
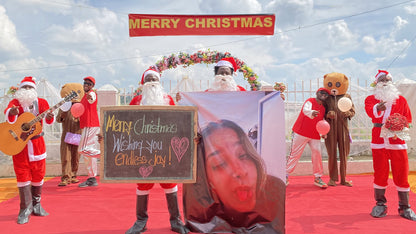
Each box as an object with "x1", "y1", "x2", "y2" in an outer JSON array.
[
  {"x1": 19, "y1": 76, "x2": 37, "y2": 89},
  {"x1": 140, "y1": 68, "x2": 161, "y2": 85},
  {"x1": 374, "y1": 70, "x2": 392, "y2": 82},
  {"x1": 83, "y1": 76, "x2": 96, "y2": 85},
  {"x1": 317, "y1": 87, "x2": 330, "y2": 95},
  {"x1": 215, "y1": 57, "x2": 238, "y2": 72}
]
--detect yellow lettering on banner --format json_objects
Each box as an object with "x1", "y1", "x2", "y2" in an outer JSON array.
[
  {"x1": 241, "y1": 18, "x2": 253, "y2": 28},
  {"x1": 264, "y1": 17, "x2": 273, "y2": 27},
  {"x1": 171, "y1": 18, "x2": 180, "y2": 28},
  {"x1": 207, "y1": 18, "x2": 216, "y2": 28},
  {"x1": 253, "y1": 17, "x2": 263, "y2": 27},
  {"x1": 230, "y1": 18, "x2": 240, "y2": 27},
  {"x1": 161, "y1": 19, "x2": 170, "y2": 28},
  {"x1": 185, "y1": 19, "x2": 194, "y2": 28},
  {"x1": 195, "y1": 18, "x2": 205, "y2": 28},
  {"x1": 129, "y1": 19, "x2": 140, "y2": 29},
  {"x1": 222, "y1": 18, "x2": 230, "y2": 28},
  {"x1": 150, "y1": 18, "x2": 160, "y2": 28},
  {"x1": 141, "y1": 19, "x2": 150, "y2": 28}
]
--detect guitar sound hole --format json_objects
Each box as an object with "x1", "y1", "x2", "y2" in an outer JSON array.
[{"x1": 21, "y1": 123, "x2": 30, "y2": 131}]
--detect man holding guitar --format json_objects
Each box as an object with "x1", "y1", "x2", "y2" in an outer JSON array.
[{"x1": 3, "y1": 76, "x2": 55, "y2": 224}]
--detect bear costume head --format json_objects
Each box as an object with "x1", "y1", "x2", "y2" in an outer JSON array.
[
  {"x1": 60, "y1": 83, "x2": 84, "y2": 103},
  {"x1": 323, "y1": 72, "x2": 349, "y2": 96}
]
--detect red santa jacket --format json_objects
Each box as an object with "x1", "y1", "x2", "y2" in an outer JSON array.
[
  {"x1": 129, "y1": 94, "x2": 175, "y2": 106},
  {"x1": 292, "y1": 97, "x2": 325, "y2": 140},
  {"x1": 365, "y1": 95, "x2": 412, "y2": 150},
  {"x1": 79, "y1": 90, "x2": 100, "y2": 129},
  {"x1": 4, "y1": 98, "x2": 54, "y2": 161}
]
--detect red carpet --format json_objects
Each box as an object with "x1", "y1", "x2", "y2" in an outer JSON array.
[
  {"x1": 286, "y1": 174, "x2": 416, "y2": 234},
  {"x1": 1, "y1": 175, "x2": 416, "y2": 233}
]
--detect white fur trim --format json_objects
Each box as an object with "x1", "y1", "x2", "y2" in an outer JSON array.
[
  {"x1": 5, "y1": 108, "x2": 17, "y2": 124},
  {"x1": 17, "y1": 181, "x2": 31, "y2": 187},
  {"x1": 143, "y1": 70, "x2": 160, "y2": 80},
  {"x1": 31, "y1": 180, "x2": 44, "y2": 186},
  {"x1": 28, "y1": 140, "x2": 47, "y2": 162},
  {"x1": 136, "y1": 188, "x2": 150, "y2": 195},
  {"x1": 19, "y1": 81, "x2": 36, "y2": 89},
  {"x1": 370, "y1": 142, "x2": 407, "y2": 150},
  {"x1": 396, "y1": 186, "x2": 410, "y2": 192},
  {"x1": 373, "y1": 104, "x2": 384, "y2": 118},
  {"x1": 375, "y1": 71, "x2": 387, "y2": 80},
  {"x1": 216, "y1": 60, "x2": 233, "y2": 69},
  {"x1": 373, "y1": 183, "x2": 387, "y2": 189},
  {"x1": 370, "y1": 143, "x2": 385, "y2": 149},
  {"x1": 164, "y1": 185, "x2": 178, "y2": 194}
]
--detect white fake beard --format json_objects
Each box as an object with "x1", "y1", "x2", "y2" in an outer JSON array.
[
  {"x1": 15, "y1": 88, "x2": 37, "y2": 109},
  {"x1": 210, "y1": 75, "x2": 238, "y2": 91},
  {"x1": 141, "y1": 82, "x2": 169, "y2": 105},
  {"x1": 374, "y1": 81, "x2": 400, "y2": 106}
]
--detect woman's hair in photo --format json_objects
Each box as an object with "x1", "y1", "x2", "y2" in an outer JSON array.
[{"x1": 201, "y1": 119, "x2": 267, "y2": 191}]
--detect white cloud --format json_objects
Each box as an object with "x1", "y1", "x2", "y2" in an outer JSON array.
[
  {"x1": 265, "y1": 0, "x2": 313, "y2": 28},
  {"x1": 198, "y1": 0, "x2": 262, "y2": 13},
  {"x1": 404, "y1": 2, "x2": 416, "y2": 15},
  {"x1": 393, "y1": 16, "x2": 408, "y2": 30},
  {"x1": 326, "y1": 20, "x2": 359, "y2": 51},
  {"x1": 17, "y1": 0, "x2": 74, "y2": 15},
  {"x1": 0, "y1": 5, "x2": 29, "y2": 57},
  {"x1": 1, "y1": 1, "x2": 416, "y2": 91},
  {"x1": 362, "y1": 36, "x2": 409, "y2": 59}
]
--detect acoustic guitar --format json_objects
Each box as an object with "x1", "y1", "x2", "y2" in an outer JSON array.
[{"x1": 0, "y1": 90, "x2": 79, "y2": 156}]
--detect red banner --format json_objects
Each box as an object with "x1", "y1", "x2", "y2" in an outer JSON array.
[{"x1": 128, "y1": 14, "x2": 275, "y2": 37}]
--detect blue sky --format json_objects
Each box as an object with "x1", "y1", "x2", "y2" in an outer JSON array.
[{"x1": 0, "y1": 0, "x2": 415, "y2": 92}]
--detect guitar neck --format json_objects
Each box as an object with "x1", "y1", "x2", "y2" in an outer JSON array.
[
  {"x1": 26, "y1": 91, "x2": 77, "y2": 126},
  {"x1": 29, "y1": 99, "x2": 66, "y2": 126}
]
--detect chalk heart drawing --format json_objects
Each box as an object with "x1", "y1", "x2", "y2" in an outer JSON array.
[
  {"x1": 171, "y1": 137, "x2": 189, "y2": 162},
  {"x1": 139, "y1": 165, "x2": 153, "y2": 178}
]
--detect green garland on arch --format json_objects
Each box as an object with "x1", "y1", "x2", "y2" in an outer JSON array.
[{"x1": 148, "y1": 50, "x2": 262, "y2": 91}]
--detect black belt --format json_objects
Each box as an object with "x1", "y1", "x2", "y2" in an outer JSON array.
[
  {"x1": 31, "y1": 132, "x2": 44, "y2": 140},
  {"x1": 374, "y1": 123, "x2": 384, "y2": 127}
]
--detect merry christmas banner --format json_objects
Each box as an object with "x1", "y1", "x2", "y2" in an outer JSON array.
[{"x1": 128, "y1": 14, "x2": 275, "y2": 36}]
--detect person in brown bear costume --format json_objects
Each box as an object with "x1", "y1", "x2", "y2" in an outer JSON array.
[
  {"x1": 323, "y1": 72, "x2": 355, "y2": 187},
  {"x1": 56, "y1": 83, "x2": 84, "y2": 186}
]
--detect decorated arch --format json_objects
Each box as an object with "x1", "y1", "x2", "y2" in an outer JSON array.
[{"x1": 148, "y1": 50, "x2": 262, "y2": 91}]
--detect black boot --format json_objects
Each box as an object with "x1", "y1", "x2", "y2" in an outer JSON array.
[
  {"x1": 165, "y1": 192, "x2": 189, "y2": 234},
  {"x1": 371, "y1": 188, "x2": 387, "y2": 218},
  {"x1": 398, "y1": 191, "x2": 416, "y2": 221},
  {"x1": 126, "y1": 195, "x2": 149, "y2": 234},
  {"x1": 17, "y1": 185, "x2": 33, "y2": 224},
  {"x1": 31, "y1": 185, "x2": 49, "y2": 216}
]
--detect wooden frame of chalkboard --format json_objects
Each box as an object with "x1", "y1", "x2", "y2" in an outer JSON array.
[{"x1": 99, "y1": 105, "x2": 198, "y2": 183}]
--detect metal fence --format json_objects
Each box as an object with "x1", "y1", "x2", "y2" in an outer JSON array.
[
  {"x1": 115, "y1": 77, "x2": 374, "y2": 142},
  {"x1": 0, "y1": 77, "x2": 395, "y2": 158}
]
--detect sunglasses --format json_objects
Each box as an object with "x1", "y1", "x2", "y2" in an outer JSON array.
[{"x1": 84, "y1": 82, "x2": 94, "y2": 86}]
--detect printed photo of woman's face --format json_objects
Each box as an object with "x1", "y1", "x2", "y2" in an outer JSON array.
[{"x1": 204, "y1": 126, "x2": 257, "y2": 212}]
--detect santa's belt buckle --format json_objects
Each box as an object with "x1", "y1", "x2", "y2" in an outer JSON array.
[{"x1": 374, "y1": 123, "x2": 384, "y2": 127}]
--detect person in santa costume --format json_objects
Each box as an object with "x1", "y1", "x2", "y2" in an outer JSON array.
[
  {"x1": 4, "y1": 76, "x2": 55, "y2": 224},
  {"x1": 364, "y1": 70, "x2": 415, "y2": 221},
  {"x1": 77, "y1": 76, "x2": 101, "y2": 187},
  {"x1": 206, "y1": 57, "x2": 246, "y2": 91},
  {"x1": 126, "y1": 69, "x2": 189, "y2": 234},
  {"x1": 286, "y1": 87, "x2": 330, "y2": 188}
]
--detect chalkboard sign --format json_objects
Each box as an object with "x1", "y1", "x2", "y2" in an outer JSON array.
[{"x1": 100, "y1": 105, "x2": 198, "y2": 183}]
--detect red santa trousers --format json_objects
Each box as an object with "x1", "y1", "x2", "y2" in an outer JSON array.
[
  {"x1": 372, "y1": 148, "x2": 410, "y2": 191},
  {"x1": 13, "y1": 147, "x2": 46, "y2": 186}
]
